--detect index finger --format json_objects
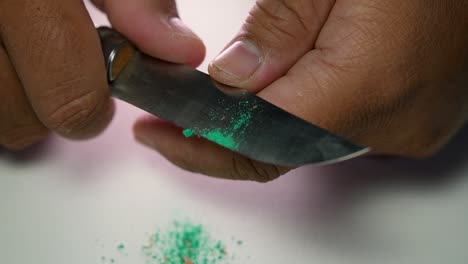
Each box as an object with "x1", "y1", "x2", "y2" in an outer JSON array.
[{"x1": 0, "y1": 0, "x2": 113, "y2": 139}]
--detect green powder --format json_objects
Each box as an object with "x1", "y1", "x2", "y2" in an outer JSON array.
[
  {"x1": 183, "y1": 129, "x2": 196, "y2": 138},
  {"x1": 200, "y1": 129, "x2": 238, "y2": 150},
  {"x1": 142, "y1": 221, "x2": 226, "y2": 264},
  {"x1": 182, "y1": 100, "x2": 254, "y2": 151},
  {"x1": 183, "y1": 128, "x2": 238, "y2": 150},
  {"x1": 100, "y1": 219, "x2": 243, "y2": 264}
]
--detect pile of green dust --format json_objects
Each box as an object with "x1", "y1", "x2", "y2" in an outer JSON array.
[
  {"x1": 142, "y1": 221, "x2": 227, "y2": 264},
  {"x1": 183, "y1": 100, "x2": 254, "y2": 151}
]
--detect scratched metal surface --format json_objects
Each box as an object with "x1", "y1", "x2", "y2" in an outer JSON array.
[
  {"x1": 103, "y1": 46, "x2": 366, "y2": 166},
  {"x1": 1, "y1": 1, "x2": 468, "y2": 264}
]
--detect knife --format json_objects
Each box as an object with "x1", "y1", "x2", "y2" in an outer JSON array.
[{"x1": 97, "y1": 27, "x2": 369, "y2": 167}]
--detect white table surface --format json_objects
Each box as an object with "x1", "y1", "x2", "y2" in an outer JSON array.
[{"x1": 1, "y1": 1, "x2": 468, "y2": 264}]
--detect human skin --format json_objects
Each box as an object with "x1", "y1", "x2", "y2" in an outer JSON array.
[
  {"x1": 133, "y1": 0, "x2": 468, "y2": 181},
  {"x1": 1, "y1": 0, "x2": 467, "y2": 182},
  {"x1": 0, "y1": 0, "x2": 204, "y2": 148}
]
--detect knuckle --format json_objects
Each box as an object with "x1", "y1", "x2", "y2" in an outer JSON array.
[
  {"x1": 0, "y1": 125, "x2": 48, "y2": 150},
  {"x1": 244, "y1": 0, "x2": 316, "y2": 45},
  {"x1": 171, "y1": 156, "x2": 199, "y2": 174},
  {"x1": 164, "y1": 149, "x2": 200, "y2": 174},
  {"x1": 279, "y1": 0, "x2": 320, "y2": 31},
  {"x1": 44, "y1": 88, "x2": 102, "y2": 135},
  {"x1": 323, "y1": 14, "x2": 386, "y2": 59},
  {"x1": 229, "y1": 155, "x2": 248, "y2": 181},
  {"x1": 230, "y1": 154, "x2": 280, "y2": 182}
]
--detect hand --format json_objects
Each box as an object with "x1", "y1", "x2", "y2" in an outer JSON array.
[
  {"x1": 133, "y1": 0, "x2": 468, "y2": 181},
  {"x1": 0, "y1": 0, "x2": 204, "y2": 149}
]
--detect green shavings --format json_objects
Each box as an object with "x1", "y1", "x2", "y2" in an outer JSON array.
[
  {"x1": 142, "y1": 220, "x2": 226, "y2": 264},
  {"x1": 182, "y1": 129, "x2": 196, "y2": 138},
  {"x1": 182, "y1": 100, "x2": 255, "y2": 151},
  {"x1": 199, "y1": 129, "x2": 238, "y2": 150},
  {"x1": 183, "y1": 128, "x2": 239, "y2": 150},
  {"x1": 99, "y1": 218, "x2": 244, "y2": 264}
]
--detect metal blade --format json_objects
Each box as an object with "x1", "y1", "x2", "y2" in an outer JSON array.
[{"x1": 99, "y1": 28, "x2": 369, "y2": 166}]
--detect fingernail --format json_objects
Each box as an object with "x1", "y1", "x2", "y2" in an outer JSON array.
[{"x1": 211, "y1": 40, "x2": 263, "y2": 82}]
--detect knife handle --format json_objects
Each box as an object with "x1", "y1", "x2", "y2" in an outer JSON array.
[{"x1": 97, "y1": 27, "x2": 136, "y2": 83}]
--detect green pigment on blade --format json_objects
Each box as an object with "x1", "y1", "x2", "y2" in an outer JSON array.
[
  {"x1": 142, "y1": 221, "x2": 226, "y2": 264},
  {"x1": 183, "y1": 100, "x2": 254, "y2": 151},
  {"x1": 183, "y1": 129, "x2": 196, "y2": 138},
  {"x1": 200, "y1": 129, "x2": 238, "y2": 150},
  {"x1": 183, "y1": 128, "x2": 238, "y2": 150}
]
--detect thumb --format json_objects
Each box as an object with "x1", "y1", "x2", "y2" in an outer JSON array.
[
  {"x1": 91, "y1": 0, "x2": 205, "y2": 67},
  {"x1": 209, "y1": 0, "x2": 334, "y2": 92}
]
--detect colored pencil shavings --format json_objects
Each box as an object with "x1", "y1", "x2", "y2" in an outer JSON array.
[
  {"x1": 99, "y1": 220, "x2": 245, "y2": 264},
  {"x1": 142, "y1": 221, "x2": 226, "y2": 264}
]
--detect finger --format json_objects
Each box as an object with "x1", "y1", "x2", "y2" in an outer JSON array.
[
  {"x1": 257, "y1": 0, "x2": 463, "y2": 157},
  {"x1": 0, "y1": 45, "x2": 48, "y2": 150},
  {"x1": 91, "y1": 0, "x2": 205, "y2": 67},
  {"x1": 133, "y1": 115, "x2": 290, "y2": 182},
  {"x1": 208, "y1": 0, "x2": 335, "y2": 92},
  {"x1": 255, "y1": 24, "x2": 404, "y2": 155},
  {"x1": 0, "y1": 0, "x2": 114, "y2": 139}
]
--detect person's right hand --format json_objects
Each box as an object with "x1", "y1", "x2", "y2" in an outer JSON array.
[
  {"x1": 0, "y1": 0, "x2": 204, "y2": 150},
  {"x1": 133, "y1": 0, "x2": 468, "y2": 182}
]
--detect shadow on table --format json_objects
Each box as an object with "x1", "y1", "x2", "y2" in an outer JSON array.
[
  {"x1": 316, "y1": 124, "x2": 468, "y2": 211},
  {"x1": 292, "y1": 125, "x2": 468, "y2": 258}
]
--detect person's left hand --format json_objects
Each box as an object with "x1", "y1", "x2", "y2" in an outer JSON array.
[{"x1": 0, "y1": 0, "x2": 205, "y2": 150}]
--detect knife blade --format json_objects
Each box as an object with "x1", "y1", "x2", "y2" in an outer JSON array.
[{"x1": 97, "y1": 27, "x2": 369, "y2": 167}]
